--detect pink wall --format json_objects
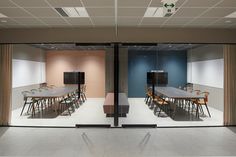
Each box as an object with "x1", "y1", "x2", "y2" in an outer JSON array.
[{"x1": 46, "y1": 50, "x2": 105, "y2": 98}]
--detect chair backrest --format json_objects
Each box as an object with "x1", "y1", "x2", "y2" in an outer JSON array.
[
  {"x1": 194, "y1": 90, "x2": 201, "y2": 95},
  {"x1": 201, "y1": 91, "x2": 209, "y2": 103}
]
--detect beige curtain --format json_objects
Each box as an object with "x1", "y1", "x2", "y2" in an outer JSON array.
[
  {"x1": 224, "y1": 45, "x2": 236, "y2": 126},
  {"x1": 0, "y1": 44, "x2": 12, "y2": 125}
]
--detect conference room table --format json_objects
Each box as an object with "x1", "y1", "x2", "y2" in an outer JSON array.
[
  {"x1": 26, "y1": 86, "x2": 78, "y2": 99},
  {"x1": 25, "y1": 86, "x2": 78, "y2": 114},
  {"x1": 154, "y1": 86, "x2": 205, "y2": 118}
]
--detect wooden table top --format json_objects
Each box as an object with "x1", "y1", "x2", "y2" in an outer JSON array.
[
  {"x1": 26, "y1": 86, "x2": 78, "y2": 98},
  {"x1": 155, "y1": 87, "x2": 205, "y2": 99}
]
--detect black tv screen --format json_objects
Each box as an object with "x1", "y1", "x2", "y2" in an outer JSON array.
[
  {"x1": 64, "y1": 72, "x2": 85, "y2": 84},
  {"x1": 147, "y1": 72, "x2": 168, "y2": 85}
]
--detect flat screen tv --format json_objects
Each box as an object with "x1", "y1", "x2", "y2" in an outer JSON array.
[
  {"x1": 147, "y1": 72, "x2": 168, "y2": 85},
  {"x1": 64, "y1": 72, "x2": 85, "y2": 84}
]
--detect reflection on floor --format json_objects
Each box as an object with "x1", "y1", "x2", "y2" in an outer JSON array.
[
  {"x1": 1, "y1": 127, "x2": 236, "y2": 156},
  {"x1": 11, "y1": 98, "x2": 223, "y2": 127},
  {"x1": 120, "y1": 98, "x2": 223, "y2": 126}
]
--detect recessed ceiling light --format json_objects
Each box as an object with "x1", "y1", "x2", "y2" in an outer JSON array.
[
  {"x1": 57, "y1": 7, "x2": 89, "y2": 17},
  {"x1": 225, "y1": 11, "x2": 236, "y2": 18},
  {"x1": 0, "y1": 13, "x2": 7, "y2": 18}
]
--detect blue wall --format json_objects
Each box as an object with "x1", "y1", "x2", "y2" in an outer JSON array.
[{"x1": 128, "y1": 50, "x2": 187, "y2": 97}]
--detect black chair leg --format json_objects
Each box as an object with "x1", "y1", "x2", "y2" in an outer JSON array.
[
  {"x1": 20, "y1": 102, "x2": 27, "y2": 116},
  {"x1": 205, "y1": 104, "x2": 211, "y2": 117}
]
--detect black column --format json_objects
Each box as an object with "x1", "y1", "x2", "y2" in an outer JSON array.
[{"x1": 114, "y1": 43, "x2": 119, "y2": 127}]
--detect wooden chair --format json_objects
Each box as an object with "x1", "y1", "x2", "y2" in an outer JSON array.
[
  {"x1": 195, "y1": 92, "x2": 211, "y2": 118},
  {"x1": 152, "y1": 95, "x2": 170, "y2": 117}
]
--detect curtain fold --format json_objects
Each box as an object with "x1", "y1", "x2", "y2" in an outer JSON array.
[
  {"x1": 0, "y1": 44, "x2": 13, "y2": 125},
  {"x1": 224, "y1": 45, "x2": 236, "y2": 125}
]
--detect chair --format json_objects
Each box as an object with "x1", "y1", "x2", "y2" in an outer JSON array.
[
  {"x1": 80, "y1": 85, "x2": 87, "y2": 102},
  {"x1": 59, "y1": 94, "x2": 75, "y2": 116},
  {"x1": 152, "y1": 95, "x2": 170, "y2": 117},
  {"x1": 195, "y1": 92, "x2": 211, "y2": 118},
  {"x1": 20, "y1": 91, "x2": 34, "y2": 116}
]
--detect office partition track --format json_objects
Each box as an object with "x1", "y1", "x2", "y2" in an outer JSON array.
[{"x1": 75, "y1": 124, "x2": 111, "y2": 128}]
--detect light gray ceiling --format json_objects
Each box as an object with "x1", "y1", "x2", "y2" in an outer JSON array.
[{"x1": 0, "y1": 0, "x2": 236, "y2": 29}]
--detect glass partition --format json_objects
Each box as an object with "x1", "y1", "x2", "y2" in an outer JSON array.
[
  {"x1": 118, "y1": 44, "x2": 224, "y2": 127},
  {"x1": 11, "y1": 43, "x2": 114, "y2": 127}
]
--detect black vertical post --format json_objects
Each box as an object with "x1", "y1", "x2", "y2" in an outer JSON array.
[
  {"x1": 114, "y1": 43, "x2": 119, "y2": 127},
  {"x1": 78, "y1": 72, "x2": 81, "y2": 99}
]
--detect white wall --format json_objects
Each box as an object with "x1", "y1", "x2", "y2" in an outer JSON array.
[
  {"x1": 187, "y1": 59, "x2": 224, "y2": 88},
  {"x1": 12, "y1": 59, "x2": 46, "y2": 88}
]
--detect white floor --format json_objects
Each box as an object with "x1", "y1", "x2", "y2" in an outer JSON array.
[
  {"x1": 11, "y1": 98, "x2": 223, "y2": 127},
  {"x1": 1, "y1": 127, "x2": 236, "y2": 156}
]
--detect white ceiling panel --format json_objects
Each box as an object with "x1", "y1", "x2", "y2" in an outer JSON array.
[
  {"x1": 182, "y1": 0, "x2": 222, "y2": 7},
  {"x1": 172, "y1": 8, "x2": 208, "y2": 17},
  {"x1": 118, "y1": 0, "x2": 150, "y2": 8},
  {"x1": 0, "y1": 0, "x2": 236, "y2": 29},
  {"x1": 118, "y1": 8, "x2": 146, "y2": 17},
  {"x1": 216, "y1": 0, "x2": 236, "y2": 7},
  {"x1": 87, "y1": 8, "x2": 114, "y2": 17},
  {"x1": 141, "y1": 18, "x2": 167, "y2": 25},
  {"x1": 0, "y1": 0, "x2": 17, "y2": 7},
  {"x1": 11, "y1": 0, "x2": 50, "y2": 7},
  {"x1": 201, "y1": 8, "x2": 236, "y2": 17},
  {"x1": 118, "y1": 17, "x2": 142, "y2": 26},
  {"x1": 0, "y1": 8, "x2": 32, "y2": 17},
  {"x1": 39, "y1": 18, "x2": 68, "y2": 25},
  {"x1": 25, "y1": 8, "x2": 61, "y2": 17},
  {"x1": 13, "y1": 18, "x2": 44, "y2": 25},
  {"x1": 46, "y1": 0, "x2": 82, "y2": 7},
  {"x1": 91, "y1": 17, "x2": 115, "y2": 26},
  {"x1": 83, "y1": 0, "x2": 114, "y2": 8},
  {"x1": 164, "y1": 18, "x2": 192, "y2": 25},
  {"x1": 65, "y1": 18, "x2": 92, "y2": 25}
]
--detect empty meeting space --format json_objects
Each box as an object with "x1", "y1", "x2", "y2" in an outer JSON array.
[
  {"x1": 10, "y1": 43, "x2": 224, "y2": 127},
  {"x1": 118, "y1": 44, "x2": 224, "y2": 127},
  {"x1": 11, "y1": 44, "x2": 115, "y2": 126}
]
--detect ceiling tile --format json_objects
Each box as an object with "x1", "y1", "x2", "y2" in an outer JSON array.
[
  {"x1": 150, "y1": 0, "x2": 186, "y2": 7},
  {"x1": 39, "y1": 18, "x2": 68, "y2": 25},
  {"x1": 213, "y1": 18, "x2": 236, "y2": 25},
  {"x1": 189, "y1": 18, "x2": 219, "y2": 25},
  {"x1": 25, "y1": 8, "x2": 61, "y2": 17},
  {"x1": 0, "y1": 0, "x2": 17, "y2": 7},
  {"x1": 13, "y1": 18, "x2": 44, "y2": 25},
  {"x1": 182, "y1": 0, "x2": 222, "y2": 7},
  {"x1": 216, "y1": 0, "x2": 236, "y2": 7},
  {"x1": 201, "y1": 8, "x2": 236, "y2": 17},
  {"x1": 65, "y1": 18, "x2": 92, "y2": 25},
  {"x1": 118, "y1": 8, "x2": 146, "y2": 17},
  {"x1": 0, "y1": 18, "x2": 19, "y2": 25},
  {"x1": 0, "y1": 8, "x2": 32, "y2": 17},
  {"x1": 11, "y1": 0, "x2": 50, "y2": 7},
  {"x1": 118, "y1": 17, "x2": 142, "y2": 26},
  {"x1": 91, "y1": 17, "x2": 114, "y2": 26},
  {"x1": 118, "y1": 0, "x2": 150, "y2": 8},
  {"x1": 87, "y1": 8, "x2": 114, "y2": 16},
  {"x1": 172, "y1": 8, "x2": 208, "y2": 17},
  {"x1": 164, "y1": 18, "x2": 192, "y2": 25},
  {"x1": 83, "y1": 0, "x2": 114, "y2": 7},
  {"x1": 141, "y1": 18, "x2": 167, "y2": 25},
  {"x1": 46, "y1": 0, "x2": 82, "y2": 7}
]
